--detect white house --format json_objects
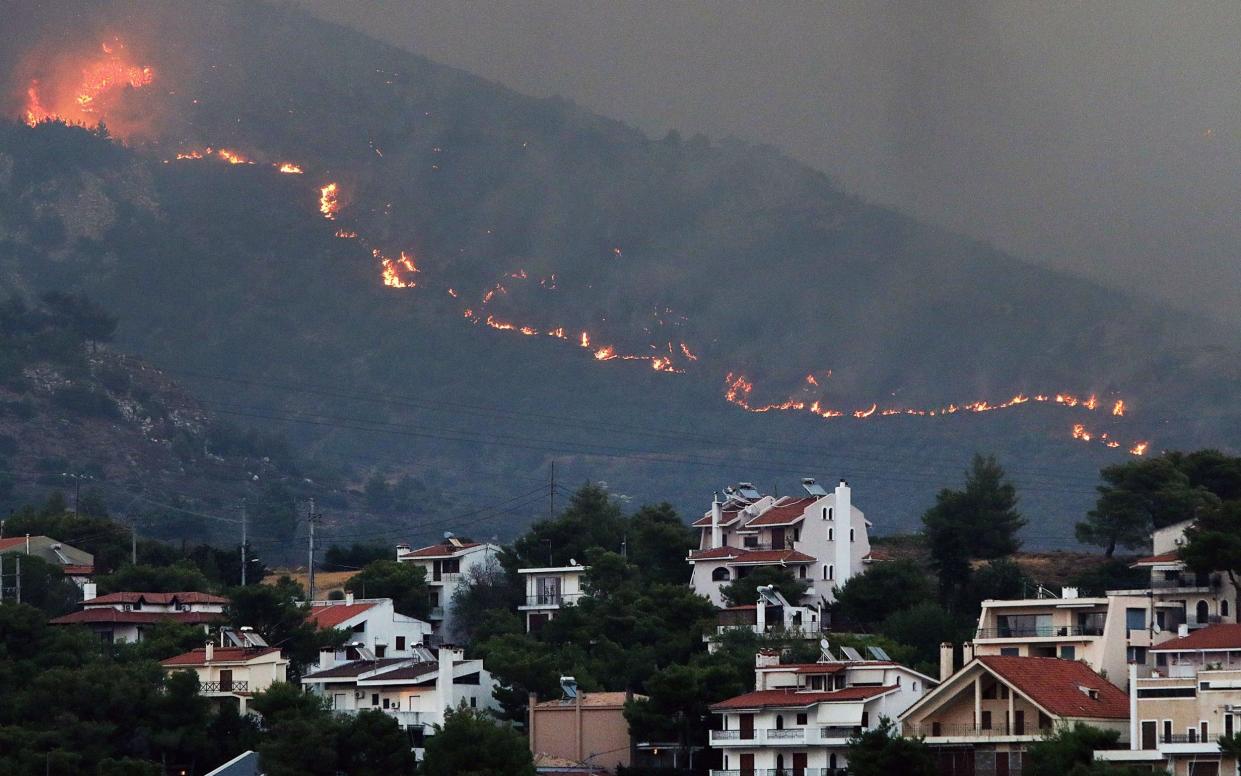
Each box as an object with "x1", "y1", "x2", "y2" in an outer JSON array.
[
  {"x1": 160, "y1": 629, "x2": 289, "y2": 715},
  {"x1": 307, "y1": 595, "x2": 432, "y2": 659},
  {"x1": 302, "y1": 645, "x2": 500, "y2": 761},
  {"x1": 688, "y1": 479, "x2": 874, "y2": 609},
  {"x1": 709, "y1": 647, "x2": 936, "y2": 775},
  {"x1": 50, "y1": 587, "x2": 227, "y2": 644},
  {"x1": 0, "y1": 534, "x2": 95, "y2": 589},
  {"x1": 395, "y1": 538, "x2": 501, "y2": 631},
  {"x1": 517, "y1": 564, "x2": 587, "y2": 632}
]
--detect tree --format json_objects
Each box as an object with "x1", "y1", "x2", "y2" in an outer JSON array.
[
  {"x1": 448, "y1": 556, "x2": 522, "y2": 645},
  {"x1": 832, "y1": 559, "x2": 934, "y2": 627},
  {"x1": 95, "y1": 562, "x2": 212, "y2": 594},
  {"x1": 1024, "y1": 723, "x2": 1123, "y2": 776},
  {"x1": 510, "y1": 483, "x2": 625, "y2": 568},
  {"x1": 626, "y1": 503, "x2": 696, "y2": 585},
  {"x1": 1076, "y1": 457, "x2": 1219, "y2": 557},
  {"x1": 421, "y1": 707, "x2": 536, "y2": 776},
  {"x1": 922, "y1": 454, "x2": 1025, "y2": 605},
  {"x1": 227, "y1": 577, "x2": 344, "y2": 676},
  {"x1": 344, "y1": 559, "x2": 430, "y2": 619},
  {"x1": 877, "y1": 602, "x2": 970, "y2": 674},
  {"x1": 336, "y1": 710, "x2": 417, "y2": 776},
  {"x1": 719, "y1": 565, "x2": 810, "y2": 607},
  {"x1": 8, "y1": 554, "x2": 81, "y2": 617},
  {"x1": 1182, "y1": 501, "x2": 1241, "y2": 600},
  {"x1": 846, "y1": 717, "x2": 936, "y2": 776}
]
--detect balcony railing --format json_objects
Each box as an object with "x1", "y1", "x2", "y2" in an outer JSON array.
[
  {"x1": 710, "y1": 770, "x2": 842, "y2": 776},
  {"x1": 709, "y1": 730, "x2": 747, "y2": 742},
  {"x1": 1151, "y1": 576, "x2": 1217, "y2": 591},
  {"x1": 975, "y1": 625, "x2": 1104, "y2": 639},
  {"x1": 428, "y1": 606, "x2": 444, "y2": 619},
  {"x1": 906, "y1": 722, "x2": 1045, "y2": 738},
  {"x1": 201, "y1": 680, "x2": 248, "y2": 693},
  {"x1": 765, "y1": 729, "x2": 805, "y2": 741},
  {"x1": 523, "y1": 592, "x2": 584, "y2": 607}
]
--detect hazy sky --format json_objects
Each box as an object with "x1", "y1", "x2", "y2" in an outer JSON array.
[{"x1": 294, "y1": 1, "x2": 1241, "y2": 330}]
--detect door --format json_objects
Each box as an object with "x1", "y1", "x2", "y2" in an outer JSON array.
[
  {"x1": 1189, "y1": 764, "x2": 1219, "y2": 776},
  {"x1": 739, "y1": 753, "x2": 754, "y2": 776},
  {"x1": 739, "y1": 713, "x2": 754, "y2": 740},
  {"x1": 219, "y1": 669, "x2": 233, "y2": 692},
  {"x1": 792, "y1": 752, "x2": 807, "y2": 776},
  {"x1": 995, "y1": 751, "x2": 1009, "y2": 776},
  {"x1": 1014, "y1": 710, "x2": 1025, "y2": 735},
  {"x1": 771, "y1": 527, "x2": 786, "y2": 549},
  {"x1": 1141, "y1": 720, "x2": 1157, "y2": 750}
]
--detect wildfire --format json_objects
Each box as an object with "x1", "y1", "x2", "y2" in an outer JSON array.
[
  {"x1": 216, "y1": 149, "x2": 252, "y2": 165},
  {"x1": 1130, "y1": 442, "x2": 1149, "y2": 456},
  {"x1": 277, "y1": 162, "x2": 304, "y2": 174},
  {"x1": 580, "y1": 332, "x2": 591, "y2": 348},
  {"x1": 375, "y1": 249, "x2": 419, "y2": 288},
  {"x1": 1112, "y1": 400, "x2": 1126, "y2": 417},
  {"x1": 806, "y1": 374, "x2": 819, "y2": 386},
  {"x1": 319, "y1": 183, "x2": 339, "y2": 220},
  {"x1": 23, "y1": 40, "x2": 154, "y2": 132},
  {"x1": 594, "y1": 346, "x2": 616, "y2": 361},
  {"x1": 680, "y1": 343, "x2": 699, "y2": 361},
  {"x1": 334, "y1": 229, "x2": 357, "y2": 239}
]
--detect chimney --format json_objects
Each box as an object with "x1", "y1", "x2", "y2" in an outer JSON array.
[
  {"x1": 756, "y1": 596, "x2": 767, "y2": 633},
  {"x1": 395, "y1": 543, "x2": 410, "y2": 561},
  {"x1": 345, "y1": 591, "x2": 355, "y2": 606},
  {"x1": 437, "y1": 644, "x2": 463, "y2": 712},
  {"x1": 755, "y1": 648, "x2": 780, "y2": 690},
  {"x1": 82, "y1": 582, "x2": 97, "y2": 601},
  {"x1": 939, "y1": 642, "x2": 955, "y2": 681},
  {"x1": 204, "y1": 641, "x2": 214, "y2": 662},
  {"x1": 318, "y1": 648, "x2": 337, "y2": 672},
  {"x1": 962, "y1": 641, "x2": 975, "y2": 665},
  {"x1": 833, "y1": 480, "x2": 852, "y2": 587},
  {"x1": 711, "y1": 492, "x2": 723, "y2": 549}
]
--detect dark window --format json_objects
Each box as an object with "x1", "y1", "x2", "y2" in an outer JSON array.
[
  {"x1": 352, "y1": 622, "x2": 365, "y2": 633},
  {"x1": 982, "y1": 683, "x2": 997, "y2": 699},
  {"x1": 371, "y1": 693, "x2": 379, "y2": 706},
  {"x1": 712, "y1": 567, "x2": 731, "y2": 582},
  {"x1": 981, "y1": 711, "x2": 992, "y2": 730},
  {"x1": 796, "y1": 713, "x2": 808, "y2": 725},
  {"x1": 776, "y1": 715, "x2": 784, "y2": 730},
  {"x1": 931, "y1": 722, "x2": 941, "y2": 737},
  {"x1": 1164, "y1": 720, "x2": 1172, "y2": 742},
  {"x1": 375, "y1": 645, "x2": 386, "y2": 657},
  {"x1": 382, "y1": 697, "x2": 390, "y2": 709},
  {"x1": 470, "y1": 696, "x2": 476, "y2": 708},
  {"x1": 396, "y1": 636, "x2": 406, "y2": 651},
  {"x1": 1000, "y1": 647, "x2": 1020, "y2": 656},
  {"x1": 860, "y1": 711, "x2": 869, "y2": 728},
  {"x1": 1059, "y1": 645, "x2": 1076, "y2": 660}
]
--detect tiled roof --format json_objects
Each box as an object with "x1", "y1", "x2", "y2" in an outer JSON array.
[
  {"x1": 88, "y1": 592, "x2": 229, "y2": 606},
  {"x1": 534, "y1": 691, "x2": 639, "y2": 709},
  {"x1": 399, "y1": 541, "x2": 481, "y2": 559},
  {"x1": 161, "y1": 647, "x2": 282, "y2": 666},
  {"x1": 976, "y1": 656, "x2": 1128, "y2": 719},
  {"x1": 687, "y1": 547, "x2": 815, "y2": 564},
  {"x1": 303, "y1": 658, "x2": 409, "y2": 679},
  {"x1": 62, "y1": 565, "x2": 95, "y2": 575},
  {"x1": 863, "y1": 550, "x2": 892, "y2": 562},
  {"x1": 1130, "y1": 551, "x2": 1182, "y2": 567},
  {"x1": 745, "y1": 498, "x2": 815, "y2": 526},
  {"x1": 0, "y1": 537, "x2": 29, "y2": 551},
  {"x1": 1151, "y1": 623, "x2": 1241, "y2": 652},
  {"x1": 307, "y1": 602, "x2": 379, "y2": 629},
  {"x1": 50, "y1": 609, "x2": 222, "y2": 626},
  {"x1": 691, "y1": 509, "x2": 743, "y2": 528},
  {"x1": 363, "y1": 663, "x2": 438, "y2": 682},
  {"x1": 711, "y1": 685, "x2": 894, "y2": 710}
]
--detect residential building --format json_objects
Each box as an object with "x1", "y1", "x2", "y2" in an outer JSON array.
[
  {"x1": 900, "y1": 655, "x2": 1129, "y2": 775},
  {"x1": 50, "y1": 586, "x2": 226, "y2": 643},
  {"x1": 519, "y1": 564, "x2": 587, "y2": 632},
  {"x1": 529, "y1": 686, "x2": 644, "y2": 772},
  {"x1": 1096, "y1": 625, "x2": 1241, "y2": 774},
  {"x1": 301, "y1": 645, "x2": 500, "y2": 761},
  {"x1": 395, "y1": 538, "x2": 501, "y2": 630},
  {"x1": 160, "y1": 629, "x2": 289, "y2": 715},
  {"x1": 307, "y1": 594, "x2": 432, "y2": 659},
  {"x1": 0, "y1": 534, "x2": 94, "y2": 588},
  {"x1": 968, "y1": 587, "x2": 1160, "y2": 688},
  {"x1": 710, "y1": 585, "x2": 825, "y2": 653},
  {"x1": 1119, "y1": 519, "x2": 1235, "y2": 633},
  {"x1": 708, "y1": 647, "x2": 936, "y2": 775},
  {"x1": 688, "y1": 478, "x2": 875, "y2": 609}
]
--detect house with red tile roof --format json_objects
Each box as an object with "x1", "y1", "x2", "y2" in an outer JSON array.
[
  {"x1": 394, "y1": 537, "x2": 501, "y2": 632},
  {"x1": 688, "y1": 478, "x2": 875, "y2": 609},
  {"x1": 50, "y1": 586, "x2": 226, "y2": 644},
  {"x1": 160, "y1": 629, "x2": 289, "y2": 715},
  {"x1": 0, "y1": 535, "x2": 95, "y2": 589},
  {"x1": 307, "y1": 594, "x2": 431, "y2": 664},
  {"x1": 1119, "y1": 519, "x2": 1236, "y2": 634},
  {"x1": 900, "y1": 655, "x2": 1129, "y2": 773},
  {"x1": 708, "y1": 648, "x2": 935, "y2": 775},
  {"x1": 1094, "y1": 624, "x2": 1241, "y2": 775}
]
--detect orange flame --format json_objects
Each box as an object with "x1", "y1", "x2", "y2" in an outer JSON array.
[
  {"x1": 23, "y1": 40, "x2": 155, "y2": 132},
  {"x1": 277, "y1": 162, "x2": 304, "y2": 174},
  {"x1": 1112, "y1": 400, "x2": 1126, "y2": 417},
  {"x1": 319, "y1": 183, "x2": 339, "y2": 220},
  {"x1": 1130, "y1": 442, "x2": 1149, "y2": 456},
  {"x1": 580, "y1": 332, "x2": 591, "y2": 348},
  {"x1": 594, "y1": 346, "x2": 617, "y2": 361},
  {"x1": 680, "y1": 343, "x2": 699, "y2": 361}
]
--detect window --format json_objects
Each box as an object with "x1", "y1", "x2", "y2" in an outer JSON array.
[
  {"x1": 371, "y1": 693, "x2": 380, "y2": 706},
  {"x1": 982, "y1": 683, "x2": 997, "y2": 700},
  {"x1": 913, "y1": 681, "x2": 919, "y2": 692},
  {"x1": 796, "y1": 713, "x2": 808, "y2": 726},
  {"x1": 775, "y1": 715, "x2": 784, "y2": 730},
  {"x1": 1197, "y1": 600, "x2": 1210, "y2": 625},
  {"x1": 793, "y1": 528, "x2": 800, "y2": 542},
  {"x1": 798, "y1": 565, "x2": 807, "y2": 579},
  {"x1": 1224, "y1": 599, "x2": 1231, "y2": 618},
  {"x1": 849, "y1": 528, "x2": 855, "y2": 542},
  {"x1": 828, "y1": 565, "x2": 834, "y2": 581},
  {"x1": 382, "y1": 697, "x2": 390, "y2": 709},
  {"x1": 470, "y1": 696, "x2": 477, "y2": 708},
  {"x1": 980, "y1": 710, "x2": 992, "y2": 730},
  {"x1": 1059, "y1": 645, "x2": 1076, "y2": 660},
  {"x1": 1227, "y1": 714, "x2": 1235, "y2": 738},
  {"x1": 375, "y1": 645, "x2": 386, "y2": 657},
  {"x1": 860, "y1": 711, "x2": 870, "y2": 728},
  {"x1": 1201, "y1": 721, "x2": 1209, "y2": 741},
  {"x1": 1126, "y1": 608, "x2": 1146, "y2": 631},
  {"x1": 828, "y1": 528, "x2": 834, "y2": 542},
  {"x1": 712, "y1": 567, "x2": 731, "y2": 582},
  {"x1": 822, "y1": 507, "x2": 829, "y2": 520},
  {"x1": 822, "y1": 565, "x2": 830, "y2": 581},
  {"x1": 1163, "y1": 720, "x2": 1172, "y2": 742},
  {"x1": 396, "y1": 636, "x2": 406, "y2": 651},
  {"x1": 352, "y1": 622, "x2": 366, "y2": 633},
  {"x1": 1000, "y1": 647, "x2": 1020, "y2": 656}
]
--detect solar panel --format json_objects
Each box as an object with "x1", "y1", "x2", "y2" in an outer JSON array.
[
  {"x1": 840, "y1": 646, "x2": 865, "y2": 661},
  {"x1": 221, "y1": 630, "x2": 245, "y2": 647},
  {"x1": 737, "y1": 483, "x2": 762, "y2": 500},
  {"x1": 354, "y1": 645, "x2": 377, "y2": 661},
  {"x1": 243, "y1": 631, "x2": 269, "y2": 648},
  {"x1": 867, "y1": 646, "x2": 891, "y2": 661},
  {"x1": 802, "y1": 479, "x2": 828, "y2": 497},
  {"x1": 560, "y1": 676, "x2": 578, "y2": 700}
]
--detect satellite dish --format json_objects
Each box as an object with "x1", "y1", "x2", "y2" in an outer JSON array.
[
  {"x1": 569, "y1": 558, "x2": 577, "y2": 567},
  {"x1": 1152, "y1": 623, "x2": 1162, "y2": 635}
]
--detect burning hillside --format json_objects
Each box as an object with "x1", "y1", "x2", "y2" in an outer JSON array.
[{"x1": 19, "y1": 37, "x2": 154, "y2": 137}]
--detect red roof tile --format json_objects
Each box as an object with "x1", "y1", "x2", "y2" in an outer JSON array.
[
  {"x1": 1131, "y1": 551, "x2": 1181, "y2": 567},
  {"x1": 864, "y1": 550, "x2": 892, "y2": 562},
  {"x1": 399, "y1": 541, "x2": 481, "y2": 559},
  {"x1": 62, "y1": 565, "x2": 95, "y2": 575},
  {"x1": 88, "y1": 592, "x2": 229, "y2": 606},
  {"x1": 161, "y1": 647, "x2": 282, "y2": 666},
  {"x1": 711, "y1": 685, "x2": 894, "y2": 710},
  {"x1": 50, "y1": 609, "x2": 222, "y2": 626},
  {"x1": 0, "y1": 537, "x2": 28, "y2": 551},
  {"x1": 307, "y1": 602, "x2": 379, "y2": 629},
  {"x1": 688, "y1": 547, "x2": 815, "y2": 564},
  {"x1": 976, "y1": 656, "x2": 1128, "y2": 719},
  {"x1": 1151, "y1": 623, "x2": 1241, "y2": 652},
  {"x1": 745, "y1": 498, "x2": 815, "y2": 527},
  {"x1": 691, "y1": 510, "x2": 743, "y2": 528}
]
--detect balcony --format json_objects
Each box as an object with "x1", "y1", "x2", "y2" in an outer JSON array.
[
  {"x1": 710, "y1": 770, "x2": 842, "y2": 776},
  {"x1": 428, "y1": 606, "x2": 444, "y2": 619},
  {"x1": 519, "y1": 592, "x2": 584, "y2": 610},
  {"x1": 710, "y1": 730, "x2": 749, "y2": 744},
  {"x1": 905, "y1": 722, "x2": 1046, "y2": 739},
  {"x1": 429, "y1": 572, "x2": 461, "y2": 586},
  {"x1": 975, "y1": 625, "x2": 1104, "y2": 640},
  {"x1": 1151, "y1": 576, "x2": 1217, "y2": 592},
  {"x1": 201, "y1": 680, "x2": 249, "y2": 694}
]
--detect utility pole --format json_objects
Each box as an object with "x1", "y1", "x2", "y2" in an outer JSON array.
[
  {"x1": 307, "y1": 498, "x2": 319, "y2": 602},
  {"x1": 240, "y1": 499, "x2": 248, "y2": 586},
  {"x1": 549, "y1": 460, "x2": 556, "y2": 519},
  {"x1": 14, "y1": 555, "x2": 19, "y2": 605},
  {"x1": 131, "y1": 520, "x2": 137, "y2": 566}
]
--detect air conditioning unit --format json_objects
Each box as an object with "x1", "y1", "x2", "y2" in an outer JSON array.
[{"x1": 355, "y1": 691, "x2": 365, "y2": 700}]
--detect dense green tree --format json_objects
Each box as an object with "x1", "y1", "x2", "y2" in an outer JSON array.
[
  {"x1": 344, "y1": 559, "x2": 431, "y2": 618},
  {"x1": 227, "y1": 577, "x2": 345, "y2": 676},
  {"x1": 846, "y1": 717, "x2": 936, "y2": 776},
  {"x1": 8, "y1": 554, "x2": 81, "y2": 617},
  {"x1": 625, "y1": 503, "x2": 696, "y2": 585},
  {"x1": 922, "y1": 454, "x2": 1025, "y2": 606},
  {"x1": 421, "y1": 707, "x2": 536, "y2": 776},
  {"x1": 1024, "y1": 724, "x2": 1126, "y2": 776},
  {"x1": 511, "y1": 483, "x2": 625, "y2": 568},
  {"x1": 877, "y1": 602, "x2": 969, "y2": 674},
  {"x1": 95, "y1": 561, "x2": 212, "y2": 594},
  {"x1": 719, "y1": 564, "x2": 810, "y2": 607},
  {"x1": 1182, "y1": 501, "x2": 1241, "y2": 600},
  {"x1": 336, "y1": 709, "x2": 417, "y2": 776},
  {"x1": 1065, "y1": 558, "x2": 1149, "y2": 597},
  {"x1": 448, "y1": 555, "x2": 523, "y2": 645},
  {"x1": 832, "y1": 559, "x2": 934, "y2": 627},
  {"x1": 1076, "y1": 456, "x2": 1220, "y2": 557},
  {"x1": 323, "y1": 542, "x2": 390, "y2": 572}
]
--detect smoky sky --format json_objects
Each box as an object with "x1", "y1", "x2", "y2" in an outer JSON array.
[{"x1": 292, "y1": 1, "x2": 1241, "y2": 332}]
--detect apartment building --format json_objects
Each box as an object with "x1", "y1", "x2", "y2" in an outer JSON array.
[
  {"x1": 969, "y1": 587, "x2": 1160, "y2": 688},
  {"x1": 688, "y1": 479, "x2": 874, "y2": 608},
  {"x1": 160, "y1": 628, "x2": 288, "y2": 715},
  {"x1": 1121, "y1": 519, "x2": 1235, "y2": 633},
  {"x1": 307, "y1": 595, "x2": 431, "y2": 659},
  {"x1": 708, "y1": 647, "x2": 935, "y2": 775},
  {"x1": 1096, "y1": 624, "x2": 1241, "y2": 776},
  {"x1": 518, "y1": 563, "x2": 587, "y2": 632},
  {"x1": 395, "y1": 538, "x2": 501, "y2": 630},
  {"x1": 301, "y1": 645, "x2": 499, "y2": 760},
  {"x1": 50, "y1": 587, "x2": 227, "y2": 643},
  {"x1": 900, "y1": 655, "x2": 1130, "y2": 776}
]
